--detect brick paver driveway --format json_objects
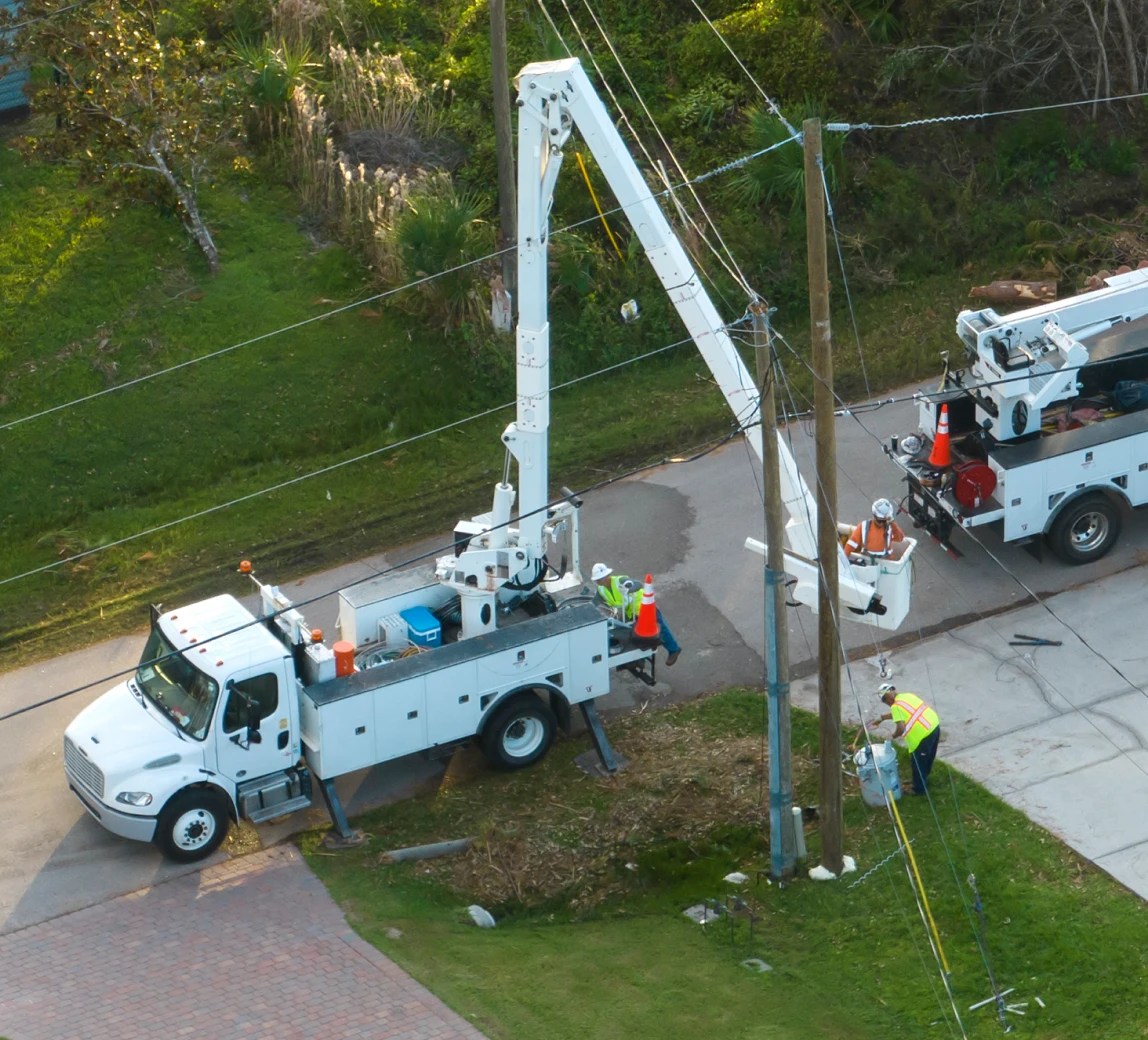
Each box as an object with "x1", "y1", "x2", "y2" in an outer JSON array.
[{"x1": 0, "y1": 845, "x2": 488, "y2": 1040}]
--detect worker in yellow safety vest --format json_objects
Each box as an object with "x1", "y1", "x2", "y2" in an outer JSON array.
[
  {"x1": 590, "y1": 562, "x2": 681, "y2": 666},
  {"x1": 870, "y1": 683, "x2": 941, "y2": 795}
]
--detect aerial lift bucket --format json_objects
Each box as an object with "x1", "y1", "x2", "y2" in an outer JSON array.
[{"x1": 744, "y1": 537, "x2": 916, "y2": 632}]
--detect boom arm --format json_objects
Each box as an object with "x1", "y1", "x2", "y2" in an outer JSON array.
[
  {"x1": 512, "y1": 58, "x2": 913, "y2": 630},
  {"x1": 956, "y1": 268, "x2": 1148, "y2": 439}
]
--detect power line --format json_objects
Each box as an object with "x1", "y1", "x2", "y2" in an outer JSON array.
[
  {"x1": 0, "y1": 259, "x2": 504, "y2": 433},
  {"x1": 0, "y1": 147, "x2": 792, "y2": 435},
  {"x1": 0, "y1": 418, "x2": 739, "y2": 724},
  {"x1": 0, "y1": 333, "x2": 698, "y2": 589},
  {"x1": 775, "y1": 329, "x2": 1148, "y2": 737},
  {"x1": 828, "y1": 89, "x2": 1148, "y2": 133},
  {"x1": 2, "y1": 0, "x2": 97, "y2": 31}
]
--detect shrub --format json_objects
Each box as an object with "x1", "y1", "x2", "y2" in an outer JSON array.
[
  {"x1": 391, "y1": 181, "x2": 496, "y2": 331},
  {"x1": 675, "y1": 1, "x2": 830, "y2": 106},
  {"x1": 728, "y1": 102, "x2": 842, "y2": 212}
]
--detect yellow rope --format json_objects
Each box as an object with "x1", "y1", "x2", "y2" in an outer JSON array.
[
  {"x1": 575, "y1": 151, "x2": 625, "y2": 260},
  {"x1": 889, "y1": 790, "x2": 952, "y2": 976}
]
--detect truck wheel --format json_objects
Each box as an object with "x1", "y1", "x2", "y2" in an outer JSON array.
[
  {"x1": 1047, "y1": 495, "x2": 1122, "y2": 563},
  {"x1": 481, "y1": 695, "x2": 557, "y2": 770},
  {"x1": 154, "y1": 790, "x2": 230, "y2": 863}
]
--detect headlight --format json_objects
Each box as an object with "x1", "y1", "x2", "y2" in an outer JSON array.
[{"x1": 115, "y1": 791, "x2": 154, "y2": 807}]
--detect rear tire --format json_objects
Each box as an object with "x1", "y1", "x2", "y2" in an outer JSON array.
[
  {"x1": 481, "y1": 695, "x2": 557, "y2": 770},
  {"x1": 154, "y1": 789, "x2": 230, "y2": 863},
  {"x1": 1047, "y1": 494, "x2": 1121, "y2": 563}
]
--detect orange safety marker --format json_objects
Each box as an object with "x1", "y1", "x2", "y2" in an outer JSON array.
[
  {"x1": 633, "y1": 574, "x2": 660, "y2": 642},
  {"x1": 928, "y1": 403, "x2": 952, "y2": 468}
]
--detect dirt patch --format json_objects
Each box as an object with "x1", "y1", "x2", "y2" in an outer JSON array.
[{"x1": 397, "y1": 713, "x2": 816, "y2": 913}]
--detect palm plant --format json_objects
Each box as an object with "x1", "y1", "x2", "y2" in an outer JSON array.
[
  {"x1": 730, "y1": 102, "x2": 844, "y2": 212},
  {"x1": 391, "y1": 180, "x2": 495, "y2": 331},
  {"x1": 230, "y1": 36, "x2": 322, "y2": 142}
]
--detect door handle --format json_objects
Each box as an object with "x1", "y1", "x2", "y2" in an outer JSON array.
[{"x1": 278, "y1": 730, "x2": 290, "y2": 750}]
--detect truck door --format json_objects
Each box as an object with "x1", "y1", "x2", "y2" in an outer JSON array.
[{"x1": 213, "y1": 663, "x2": 298, "y2": 784}]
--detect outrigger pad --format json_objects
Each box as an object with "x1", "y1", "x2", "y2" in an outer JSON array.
[
  {"x1": 321, "y1": 828, "x2": 369, "y2": 851},
  {"x1": 573, "y1": 748, "x2": 630, "y2": 779}
]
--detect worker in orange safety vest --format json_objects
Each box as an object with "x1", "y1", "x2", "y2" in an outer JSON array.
[
  {"x1": 845, "y1": 498, "x2": 907, "y2": 561},
  {"x1": 870, "y1": 683, "x2": 941, "y2": 795}
]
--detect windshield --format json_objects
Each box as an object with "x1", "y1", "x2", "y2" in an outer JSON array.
[{"x1": 135, "y1": 627, "x2": 219, "y2": 740}]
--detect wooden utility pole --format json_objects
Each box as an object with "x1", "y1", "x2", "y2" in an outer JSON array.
[
  {"x1": 490, "y1": 0, "x2": 516, "y2": 302},
  {"x1": 751, "y1": 299, "x2": 795, "y2": 880},
  {"x1": 805, "y1": 118, "x2": 844, "y2": 875}
]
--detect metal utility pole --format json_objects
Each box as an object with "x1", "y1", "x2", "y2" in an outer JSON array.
[
  {"x1": 752, "y1": 299, "x2": 796, "y2": 880},
  {"x1": 805, "y1": 117, "x2": 844, "y2": 875},
  {"x1": 490, "y1": 0, "x2": 516, "y2": 300}
]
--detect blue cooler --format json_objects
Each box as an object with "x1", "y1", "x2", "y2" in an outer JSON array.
[{"x1": 400, "y1": 606, "x2": 442, "y2": 648}]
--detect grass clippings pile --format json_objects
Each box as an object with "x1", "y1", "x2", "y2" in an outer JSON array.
[{"x1": 367, "y1": 694, "x2": 816, "y2": 915}]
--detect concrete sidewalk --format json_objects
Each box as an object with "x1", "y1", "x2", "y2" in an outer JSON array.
[
  {"x1": 0, "y1": 845, "x2": 488, "y2": 1040},
  {"x1": 792, "y1": 564, "x2": 1148, "y2": 898}
]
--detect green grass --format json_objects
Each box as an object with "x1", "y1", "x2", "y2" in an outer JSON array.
[
  {"x1": 0, "y1": 132, "x2": 1044, "y2": 669},
  {"x1": 301, "y1": 692, "x2": 1148, "y2": 1040},
  {"x1": 0, "y1": 139, "x2": 742, "y2": 665}
]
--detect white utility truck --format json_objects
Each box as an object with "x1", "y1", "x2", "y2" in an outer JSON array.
[
  {"x1": 899, "y1": 267, "x2": 1148, "y2": 561},
  {"x1": 64, "y1": 57, "x2": 914, "y2": 862}
]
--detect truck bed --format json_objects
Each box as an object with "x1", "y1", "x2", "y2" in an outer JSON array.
[
  {"x1": 992, "y1": 406, "x2": 1148, "y2": 468},
  {"x1": 299, "y1": 603, "x2": 612, "y2": 778}
]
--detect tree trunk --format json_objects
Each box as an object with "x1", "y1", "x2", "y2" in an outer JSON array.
[
  {"x1": 145, "y1": 139, "x2": 221, "y2": 274},
  {"x1": 1109, "y1": 0, "x2": 1140, "y2": 94}
]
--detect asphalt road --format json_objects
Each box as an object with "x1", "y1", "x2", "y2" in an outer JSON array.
[{"x1": 4, "y1": 383, "x2": 1148, "y2": 934}]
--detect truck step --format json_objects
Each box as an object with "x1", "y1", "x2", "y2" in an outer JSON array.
[{"x1": 246, "y1": 794, "x2": 313, "y2": 824}]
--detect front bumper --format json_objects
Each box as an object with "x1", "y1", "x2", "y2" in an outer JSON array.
[{"x1": 68, "y1": 776, "x2": 157, "y2": 843}]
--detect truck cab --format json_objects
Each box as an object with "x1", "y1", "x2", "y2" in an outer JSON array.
[{"x1": 65, "y1": 595, "x2": 308, "y2": 862}]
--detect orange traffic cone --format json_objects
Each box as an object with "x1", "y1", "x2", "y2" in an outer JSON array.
[
  {"x1": 928, "y1": 404, "x2": 952, "y2": 468},
  {"x1": 633, "y1": 574, "x2": 661, "y2": 644}
]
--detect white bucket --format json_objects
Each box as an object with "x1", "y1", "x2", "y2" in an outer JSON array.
[{"x1": 854, "y1": 741, "x2": 902, "y2": 807}]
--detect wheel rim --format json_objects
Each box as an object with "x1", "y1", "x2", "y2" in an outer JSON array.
[
  {"x1": 1070, "y1": 510, "x2": 1109, "y2": 553},
  {"x1": 503, "y1": 716, "x2": 546, "y2": 759},
  {"x1": 171, "y1": 807, "x2": 217, "y2": 852}
]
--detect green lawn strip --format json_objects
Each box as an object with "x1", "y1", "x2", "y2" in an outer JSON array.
[
  {"x1": 0, "y1": 138, "x2": 1064, "y2": 672},
  {"x1": 303, "y1": 692, "x2": 1148, "y2": 1040}
]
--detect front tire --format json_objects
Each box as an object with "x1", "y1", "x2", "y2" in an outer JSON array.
[
  {"x1": 1047, "y1": 494, "x2": 1122, "y2": 564},
  {"x1": 481, "y1": 695, "x2": 557, "y2": 770},
  {"x1": 154, "y1": 789, "x2": 230, "y2": 863}
]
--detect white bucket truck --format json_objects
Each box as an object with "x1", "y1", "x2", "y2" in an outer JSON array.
[
  {"x1": 65, "y1": 558, "x2": 645, "y2": 861},
  {"x1": 64, "y1": 57, "x2": 916, "y2": 862}
]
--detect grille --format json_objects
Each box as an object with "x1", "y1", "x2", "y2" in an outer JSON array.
[{"x1": 64, "y1": 736, "x2": 105, "y2": 798}]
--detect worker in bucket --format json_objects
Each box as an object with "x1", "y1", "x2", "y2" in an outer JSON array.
[
  {"x1": 845, "y1": 498, "x2": 908, "y2": 561},
  {"x1": 870, "y1": 683, "x2": 941, "y2": 796},
  {"x1": 591, "y1": 562, "x2": 681, "y2": 666}
]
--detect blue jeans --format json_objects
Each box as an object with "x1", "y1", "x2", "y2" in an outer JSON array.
[
  {"x1": 910, "y1": 727, "x2": 940, "y2": 794},
  {"x1": 657, "y1": 609, "x2": 680, "y2": 654}
]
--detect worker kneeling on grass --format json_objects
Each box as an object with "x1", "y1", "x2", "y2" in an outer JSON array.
[
  {"x1": 870, "y1": 683, "x2": 941, "y2": 795},
  {"x1": 591, "y1": 562, "x2": 681, "y2": 666}
]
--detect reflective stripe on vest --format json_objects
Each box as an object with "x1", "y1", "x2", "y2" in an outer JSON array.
[
  {"x1": 861, "y1": 520, "x2": 892, "y2": 555},
  {"x1": 598, "y1": 576, "x2": 637, "y2": 620},
  {"x1": 892, "y1": 695, "x2": 938, "y2": 751}
]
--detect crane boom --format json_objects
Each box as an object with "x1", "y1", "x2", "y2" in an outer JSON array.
[{"x1": 512, "y1": 58, "x2": 914, "y2": 630}]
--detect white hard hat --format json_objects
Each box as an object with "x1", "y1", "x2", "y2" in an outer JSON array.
[
  {"x1": 878, "y1": 682, "x2": 896, "y2": 695},
  {"x1": 590, "y1": 562, "x2": 613, "y2": 581},
  {"x1": 872, "y1": 498, "x2": 894, "y2": 520}
]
